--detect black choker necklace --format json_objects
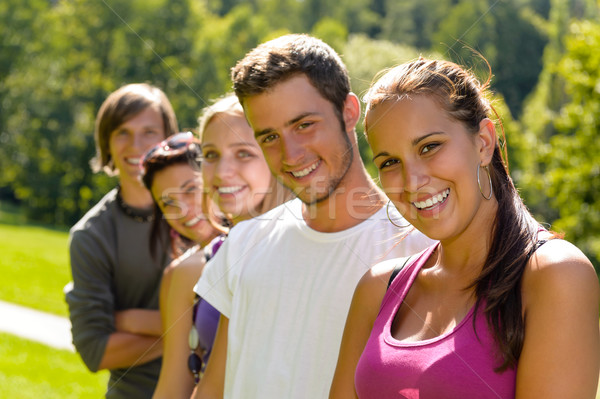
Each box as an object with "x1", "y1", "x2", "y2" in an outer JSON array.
[{"x1": 116, "y1": 187, "x2": 154, "y2": 223}]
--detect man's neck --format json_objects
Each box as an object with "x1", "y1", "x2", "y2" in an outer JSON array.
[
  {"x1": 301, "y1": 161, "x2": 386, "y2": 232},
  {"x1": 119, "y1": 176, "x2": 154, "y2": 209}
]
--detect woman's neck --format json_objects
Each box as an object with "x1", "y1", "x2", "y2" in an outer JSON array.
[{"x1": 434, "y1": 198, "x2": 498, "y2": 280}]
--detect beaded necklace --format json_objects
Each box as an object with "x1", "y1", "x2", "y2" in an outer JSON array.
[{"x1": 116, "y1": 186, "x2": 154, "y2": 223}]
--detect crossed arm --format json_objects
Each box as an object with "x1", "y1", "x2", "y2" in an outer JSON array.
[{"x1": 98, "y1": 322, "x2": 163, "y2": 370}]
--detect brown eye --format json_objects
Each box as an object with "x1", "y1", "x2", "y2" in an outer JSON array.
[
  {"x1": 421, "y1": 143, "x2": 440, "y2": 154},
  {"x1": 298, "y1": 121, "x2": 313, "y2": 130},
  {"x1": 261, "y1": 133, "x2": 279, "y2": 144},
  {"x1": 379, "y1": 158, "x2": 399, "y2": 170}
]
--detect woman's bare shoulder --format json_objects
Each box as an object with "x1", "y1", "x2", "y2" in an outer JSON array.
[
  {"x1": 523, "y1": 237, "x2": 598, "y2": 306},
  {"x1": 356, "y1": 256, "x2": 413, "y2": 298}
]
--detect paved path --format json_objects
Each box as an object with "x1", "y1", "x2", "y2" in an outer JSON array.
[{"x1": 0, "y1": 300, "x2": 74, "y2": 351}]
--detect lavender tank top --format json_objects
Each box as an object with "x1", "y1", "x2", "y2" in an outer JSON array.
[
  {"x1": 355, "y1": 244, "x2": 516, "y2": 399},
  {"x1": 194, "y1": 235, "x2": 226, "y2": 368}
]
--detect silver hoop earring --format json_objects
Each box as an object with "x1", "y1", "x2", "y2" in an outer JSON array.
[
  {"x1": 386, "y1": 200, "x2": 411, "y2": 228},
  {"x1": 477, "y1": 164, "x2": 493, "y2": 200}
]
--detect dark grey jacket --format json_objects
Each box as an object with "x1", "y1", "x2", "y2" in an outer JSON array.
[{"x1": 65, "y1": 188, "x2": 169, "y2": 398}]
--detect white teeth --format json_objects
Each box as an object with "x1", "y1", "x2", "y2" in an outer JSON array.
[
  {"x1": 291, "y1": 161, "x2": 319, "y2": 178},
  {"x1": 126, "y1": 157, "x2": 140, "y2": 165},
  {"x1": 184, "y1": 216, "x2": 202, "y2": 227},
  {"x1": 218, "y1": 186, "x2": 243, "y2": 194},
  {"x1": 413, "y1": 188, "x2": 450, "y2": 210}
]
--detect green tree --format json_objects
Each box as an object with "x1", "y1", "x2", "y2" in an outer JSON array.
[
  {"x1": 192, "y1": 3, "x2": 273, "y2": 101},
  {"x1": 299, "y1": 0, "x2": 379, "y2": 34},
  {"x1": 379, "y1": 0, "x2": 451, "y2": 49},
  {"x1": 0, "y1": 0, "x2": 51, "y2": 201},
  {"x1": 432, "y1": 0, "x2": 547, "y2": 116},
  {"x1": 311, "y1": 18, "x2": 349, "y2": 54},
  {"x1": 517, "y1": 0, "x2": 598, "y2": 230},
  {"x1": 2, "y1": 0, "x2": 114, "y2": 225},
  {"x1": 543, "y1": 20, "x2": 600, "y2": 267},
  {"x1": 1, "y1": 0, "x2": 211, "y2": 225}
]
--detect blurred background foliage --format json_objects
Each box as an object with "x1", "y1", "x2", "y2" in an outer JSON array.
[{"x1": 0, "y1": 0, "x2": 599, "y2": 269}]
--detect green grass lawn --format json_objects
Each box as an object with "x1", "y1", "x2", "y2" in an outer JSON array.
[
  {"x1": 0, "y1": 222, "x2": 73, "y2": 316},
  {"x1": 0, "y1": 202, "x2": 108, "y2": 396},
  {"x1": 0, "y1": 333, "x2": 108, "y2": 398}
]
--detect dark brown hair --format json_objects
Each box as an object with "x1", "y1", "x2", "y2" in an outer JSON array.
[
  {"x1": 91, "y1": 83, "x2": 178, "y2": 175},
  {"x1": 231, "y1": 34, "x2": 351, "y2": 129},
  {"x1": 365, "y1": 58, "x2": 542, "y2": 371},
  {"x1": 141, "y1": 135, "x2": 228, "y2": 258}
]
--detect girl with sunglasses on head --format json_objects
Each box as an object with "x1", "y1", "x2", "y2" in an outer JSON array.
[
  {"x1": 141, "y1": 131, "x2": 227, "y2": 398},
  {"x1": 148, "y1": 94, "x2": 292, "y2": 399},
  {"x1": 65, "y1": 83, "x2": 178, "y2": 398},
  {"x1": 329, "y1": 59, "x2": 599, "y2": 398}
]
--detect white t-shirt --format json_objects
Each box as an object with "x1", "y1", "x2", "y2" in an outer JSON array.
[{"x1": 195, "y1": 198, "x2": 434, "y2": 398}]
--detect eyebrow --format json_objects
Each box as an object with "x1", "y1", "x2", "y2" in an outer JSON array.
[
  {"x1": 372, "y1": 152, "x2": 390, "y2": 162},
  {"x1": 372, "y1": 132, "x2": 444, "y2": 162},
  {"x1": 202, "y1": 142, "x2": 256, "y2": 149},
  {"x1": 254, "y1": 112, "x2": 318, "y2": 138},
  {"x1": 229, "y1": 142, "x2": 257, "y2": 147}
]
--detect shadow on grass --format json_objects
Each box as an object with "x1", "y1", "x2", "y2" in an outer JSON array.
[{"x1": 0, "y1": 201, "x2": 69, "y2": 232}]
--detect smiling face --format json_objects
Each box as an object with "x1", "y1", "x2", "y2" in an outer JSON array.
[
  {"x1": 243, "y1": 74, "x2": 355, "y2": 206},
  {"x1": 367, "y1": 95, "x2": 495, "y2": 241},
  {"x1": 201, "y1": 112, "x2": 272, "y2": 224},
  {"x1": 150, "y1": 163, "x2": 217, "y2": 246},
  {"x1": 108, "y1": 106, "x2": 166, "y2": 187}
]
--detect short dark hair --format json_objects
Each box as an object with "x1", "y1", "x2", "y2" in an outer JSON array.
[
  {"x1": 231, "y1": 34, "x2": 351, "y2": 125},
  {"x1": 91, "y1": 83, "x2": 178, "y2": 175}
]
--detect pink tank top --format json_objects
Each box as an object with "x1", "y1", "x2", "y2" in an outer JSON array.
[{"x1": 355, "y1": 244, "x2": 516, "y2": 399}]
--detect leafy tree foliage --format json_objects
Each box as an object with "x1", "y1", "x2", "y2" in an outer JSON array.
[
  {"x1": 2, "y1": 0, "x2": 214, "y2": 225},
  {"x1": 0, "y1": 0, "x2": 597, "y2": 272},
  {"x1": 432, "y1": 0, "x2": 547, "y2": 116},
  {"x1": 0, "y1": 0, "x2": 51, "y2": 201},
  {"x1": 378, "y1": 0, "x2": 452, "y2": 49},
  {"x1": 543, "y1": 20, "x2": 600, "y2": 266},
  {"x1": 515, "y1": 0, "x2": 598, "y2": 268}
]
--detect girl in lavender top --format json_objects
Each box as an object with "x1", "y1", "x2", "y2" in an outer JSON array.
[{"x1": 145, "y1": 94, "x2": 292, "y2": 399}]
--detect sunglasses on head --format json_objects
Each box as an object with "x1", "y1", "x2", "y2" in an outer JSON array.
[{"x1": 142, "y1": 131, "x2": 196, "y2": 163}]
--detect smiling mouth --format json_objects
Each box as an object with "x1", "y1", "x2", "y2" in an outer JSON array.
[
  {"x1": 184, "y1": 215, "x2": 203, "y2": 227},
  {"x1": 125, "y1": 157, "x2": 140, "y2": 165},
  {"x1": 290, "y1": 160, "x2": 320, "y2": 178},
  {"x1": 217, "y1": 185, "x2": 244, "y2": 195},
  {"x1": 412, "y1": 188, "x2": 450, "y2": 210}
]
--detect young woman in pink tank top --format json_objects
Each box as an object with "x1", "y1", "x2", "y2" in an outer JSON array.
[{"x1": 329, "y1": 59, "x2": 599, "y2": 398}]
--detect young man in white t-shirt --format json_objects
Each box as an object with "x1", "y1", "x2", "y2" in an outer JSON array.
[{"x1": 193, "y1": 34, "x2": 434, "y2": 399}]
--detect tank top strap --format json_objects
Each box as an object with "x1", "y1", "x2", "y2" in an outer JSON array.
[{"x1": 382, "y1": 243, "x2": 439, "y2": 308}]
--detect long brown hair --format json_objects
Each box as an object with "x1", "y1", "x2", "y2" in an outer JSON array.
[{"x1": 365, "y1": 58, "x2": 544, "y2": 371}]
